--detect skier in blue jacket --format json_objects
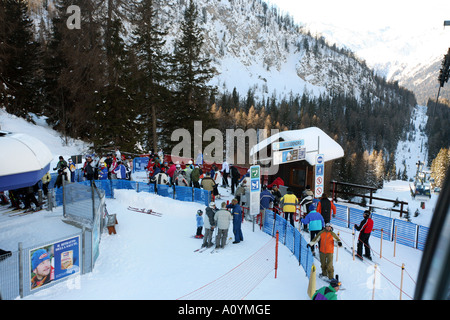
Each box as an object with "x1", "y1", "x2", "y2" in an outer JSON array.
[
  {"x1": 301, "y1": 204, "x2": 325, "y2": 255},
  {"x1": 227, "y1": 198, "x2": 243, "y2": 244}
]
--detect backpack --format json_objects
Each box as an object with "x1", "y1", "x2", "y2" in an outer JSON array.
[
  {"x1": 312, "y1": 287, "x2": 333, "y2": 300},
  {"x1": 231, "y1": 166, "x2": 240, "y2": 179}
]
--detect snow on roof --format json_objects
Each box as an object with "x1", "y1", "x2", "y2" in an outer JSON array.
[
  {"x1": 0, "y1": 131, "x2": 53, "y2": 177},
  {"x1": 250, "y1": 127, "x2": 344, "y2": 165}
]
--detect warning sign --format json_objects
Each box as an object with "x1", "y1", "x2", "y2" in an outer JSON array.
[{"x1": 315, "y1": 154, "x2": 324, "y2": 198}]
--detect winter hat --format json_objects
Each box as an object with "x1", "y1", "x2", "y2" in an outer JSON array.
[
  {"x1": 209, "y1": 202, "x2": 216, "y2": 208},
  {"x1": 31, "y1": 249, "x2": 50, "y2": 271},
  {"x1": 308, "y1": 204, "x2": 316, "y2": 212},
  {"x1": 197, "y1": 210, "x2": 203, "y2": 215},
  {"x1": 325, "y1": 223, "x2": 332, "y2": 228},
  {"x1": 330, "y1": 278, "x2": 341, "y2": 288}
]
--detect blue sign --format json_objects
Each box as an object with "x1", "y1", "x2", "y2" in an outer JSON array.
[
  {"x1": 315, "y1": 154, "x2": 325, "y2": 197},
  {"x1": 316, "y1": 155, "x2": 324, "y2": 164},
  {"x1": 251, "y1": 180, "x2": 260, "y2": 192},
  {"x1": 272, "y1": 139, "x2": 304, "y2": 151}
]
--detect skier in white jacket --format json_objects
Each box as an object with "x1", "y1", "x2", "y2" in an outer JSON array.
[{"x1": 214, "y1": 202, "x2": 232, "y2": 249}]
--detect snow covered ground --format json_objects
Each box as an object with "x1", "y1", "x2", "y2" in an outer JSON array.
[
  {"x1": 1, "y1": 187, "x2": 422, "y2": 301},
  {"x1": 0, "y1": 108, "x2": 436, "y2": 301}
]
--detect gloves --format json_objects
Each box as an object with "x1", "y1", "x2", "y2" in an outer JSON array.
[
  {"x1": 338, "y1": 241, "x2": 342, "y2": 247},
  {"x1": 306, "y1": 242, "x2": 313, "y2": 248}
]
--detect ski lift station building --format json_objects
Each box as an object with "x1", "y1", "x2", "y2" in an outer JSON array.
[{"x1": 249, "y1": 127, "x2": 344, "y2": 196}]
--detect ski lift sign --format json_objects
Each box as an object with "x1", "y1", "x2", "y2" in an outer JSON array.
[
  {"x1": 315, "y1": 154, "x2": 325, "y2": 198},
  {"x1": 249, "y1": 165, "x2": 261, "y2": 216}
]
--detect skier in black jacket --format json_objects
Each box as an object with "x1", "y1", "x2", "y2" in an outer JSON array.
[{"x1": 202, "y1": 202, "x2": 217, "y2": 248}]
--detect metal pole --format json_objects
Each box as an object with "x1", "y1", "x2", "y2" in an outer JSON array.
[
  {"x1": 275, "y1": 231, "x2": 279, "y2": 279},
  {"x1": 394, "y1": 225, "x2": 398, "y2": 257},
  {"x1": 400, "y1": 263, "x2": 405, "y2": 300},
  {"x1": 352, "y1": 226, "x2": 355, "y2": 261},
  {"x1": 81, "y1": 227, "x2": 86, "y2": 275},
  {"x1": 18, "y1": 242, "x2": 23, "y2": 299},
  {"x1": 62, "y1": 177, "x2": 66, "y2": 217},
  {"x1": 380, "y1": 229, "x2": 383, "y2": 259}
]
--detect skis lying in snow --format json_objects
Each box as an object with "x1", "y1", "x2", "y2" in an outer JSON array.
[{"x1": 127, "y1": 206, "x2": 162, "y2": 217}]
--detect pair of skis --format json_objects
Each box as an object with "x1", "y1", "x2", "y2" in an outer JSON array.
[
  {"x1": 342, "y1": 246, "x2": 378, "y2": 265},
  {"x1": 210, "y1": 237, "x2": 233, "y2": 254},
  {"x1": 10, "y1": 207, "x2": 43, "y2": 217},
  {"x1": 194, "y1": 237, "x2": 233, "y2": 253},
  {"x1": 127, "y1": 206, "x2": 162, "y2": 217}
]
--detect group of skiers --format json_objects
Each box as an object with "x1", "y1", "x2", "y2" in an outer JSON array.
[
  {"x1": 256, "y1": 182, "x2": 375, "y2": 300},
  {"x1": 196, "y1": 198, "x2": 244, "y2": 249},
  {"x1": 1, "y1": 183, "x2": 43, "y2": 213},
  {"x1": 81, "y1": 150, "x2": 133, "y2": 181},
  {"x1": 146, "y1": 156, "x2": 244, "y2": 203},
  {"x1": 49, "y1": 148, "x2": 133, "y2": 187}
]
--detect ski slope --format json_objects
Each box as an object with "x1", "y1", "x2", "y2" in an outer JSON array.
[
  {"x1": 1, "y1": 186, "x2": 421, "y2": 300},
  {"x1": 0, "y1": 109, "x2": 430, "y2": 300}
]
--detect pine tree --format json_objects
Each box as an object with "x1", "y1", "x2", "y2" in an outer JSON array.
[
  {"x1": 0, "y1": 0, "x2": 40, "y2": 118},
  {"x1": 431, "y1": 148, "x2": 450, "y2": 188},
  {"x1": 130, "y1": 0, "x2": 171, "y2": 153},
  {"x1": 167, "y1": 0, "x2": 217, "y2": 152},
  {"x1": 94, "y1": 17, "x2": 139, "y2": 151},
  {"x1": 43, "y1": 0, "x2": 104, "y2": 141}
]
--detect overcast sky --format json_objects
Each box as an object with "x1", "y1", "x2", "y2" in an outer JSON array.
[{"x1": 266, "y1": 0, "x2": 450, "y2": 32}]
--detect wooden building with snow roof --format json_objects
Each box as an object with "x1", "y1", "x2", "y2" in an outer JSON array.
[{"x1": 249, "y1": 127, "x2": 344, "y2": 196}]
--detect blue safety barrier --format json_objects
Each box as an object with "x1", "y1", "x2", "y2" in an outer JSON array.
[
  {"x1": 263, "y1": 210, "x2": 313, "y2": 277},
  {"x1": 175, "y1": 186, "x2": 193, "y2": 202},
  {"x1": 334, "y1": 203, "x2": 427, "y2": 250},
  {"x1": 136, "y1": 182, "x2": 155, "y2": 193},
  {"x1": 417, "y1": 225, "x2": 429, "y2": 251},
  {"x1": 193, "y1": 188, "x2": 210, "y2": 206}
]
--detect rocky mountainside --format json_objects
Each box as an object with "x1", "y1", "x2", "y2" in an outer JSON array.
[{"x1": 29, "y1": 0, "x2": 411, "y2": 105}]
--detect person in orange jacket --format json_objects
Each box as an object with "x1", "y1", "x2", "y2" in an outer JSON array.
[
  {"x1": 307, "y1": 223, "x2": 342, "y2": 280},
  {"x1": 316, "y1": 193, "x2": 336, "y2": 224}
]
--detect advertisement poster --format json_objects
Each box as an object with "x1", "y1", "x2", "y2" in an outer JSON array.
[
  {"x1": 30, "y1": 236, "x2": 80, "y2": 291},
  {"x1": 273, "y1": 147, "x2": 306, "y2": 165}
]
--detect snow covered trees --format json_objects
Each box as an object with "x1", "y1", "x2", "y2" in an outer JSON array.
[
  {"x1": 0, "y1": 0, "x2": 40, "y2": 118},
  {"x1": 431, "y1": 148, "x2": 450, "y2": 188}
]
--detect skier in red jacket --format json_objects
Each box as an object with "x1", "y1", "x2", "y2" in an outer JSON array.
[{"x1": 354, "y1": 210, "x2": 374, "y2": 260}]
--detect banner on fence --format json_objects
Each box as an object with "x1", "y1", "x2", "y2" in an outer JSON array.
[{"x1": 29, "y1": 235, "x2": 80, "y2": 291}]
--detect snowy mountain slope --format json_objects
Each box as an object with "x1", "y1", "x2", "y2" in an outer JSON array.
[
  {"x1": 28, "y1": 0, "x2": 404, "y2": 104},
  {"x1": 296, "y1": 19, "x2": 450, "y2": 105},
  {"x1": 395, "y1": 105, "x2": 429, "y2": 180}
]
